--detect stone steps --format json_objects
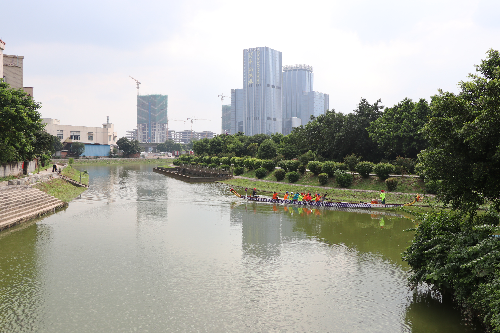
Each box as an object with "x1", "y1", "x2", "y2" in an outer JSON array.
[
  {"x1": 59, "y1": 175, "x2": 89, "y2": 188},
  {"x1": 0, "y1": 186, "x2": 67, "y2": 231}
]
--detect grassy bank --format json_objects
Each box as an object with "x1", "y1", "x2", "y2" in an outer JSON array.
[
  {"x1": 63, "y1": 158, "x2": 173, "y2": 166},
  {"x1": 34, "y1": 178, "x2": 87, "y2": 202},
  {"x1": 62, "y1": 166, "x2": 89, "y2": 185}
]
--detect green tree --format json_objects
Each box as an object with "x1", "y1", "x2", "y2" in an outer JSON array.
[
  {"x1": 368, "y1": 98, "x2": 430, "y2": 159},
  {"x1": 117, "y1": 137, "x2": 142, "y2": 157},
  {"x1": 70, "y1": 142, "x2": 85, "y2": 157},
  {"x1": 192, "y1": 138, "x2": 210, "y2": 155},
  {"x1": 52, "y1": 135, "x2": 63, "y2": 152},
  {"x1": 418, "y1": 49, "x2": 500, "y2": 213},
  {"x1": 157, "y1": 139, "x2": 182, "y2": 153},
  {"x1": 0, "y1": 81, "x2": 44, "y2": 163},
  {"x1": 257, "y1": 139, "x2": 277, "y2": 159}
]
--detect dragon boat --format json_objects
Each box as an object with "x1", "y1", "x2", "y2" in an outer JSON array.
[{"x1": 229, "y1": 189, "x2": 418, "y2": 209}]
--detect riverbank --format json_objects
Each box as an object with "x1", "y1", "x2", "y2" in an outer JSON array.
[{"x1": 53, "y1": 158, "x2": 174, "y2": 166}]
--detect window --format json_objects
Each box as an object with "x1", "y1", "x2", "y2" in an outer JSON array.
[
  {"x1": 108, "y1": 135, "x2": 111, "y2": 142},
  {"x1": 57, "y1": 130, "x2": 63, "y2": 140},
  {"x1": 88, "y1": 132, "x2": 93, "y2": 141},
  {"x1": 70, "y1": 131, "x2": 80, "y2": 140}
]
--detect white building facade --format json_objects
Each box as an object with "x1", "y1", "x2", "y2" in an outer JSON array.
[{"x1": 42, "y1": 118, "x2": 118, "y2": 147}]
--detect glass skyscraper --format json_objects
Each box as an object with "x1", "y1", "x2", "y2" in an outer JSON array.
[
  {"x1": 137, "y1": 94, "x2": 168, "y2": 143},
  {"x1": 243, "y1": 47, "x2": 282, "y2": 135},
  {"x1": 221, "y1": 104, "x2": 231, "y2": 134},
  {"x1": 230, "y1": 88, "x2": 244, "y2": 134}
]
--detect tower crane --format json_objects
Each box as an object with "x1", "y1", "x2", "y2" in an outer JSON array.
[
  {"x1": 129, "y1": 76, "x2": 141, "y2": 95},
  {"x1": 186, "y1": 118, "x2": 211, "y2": 141},
  {"x1": 218, "y1": 93, "x2": 228, "y2": 102}
]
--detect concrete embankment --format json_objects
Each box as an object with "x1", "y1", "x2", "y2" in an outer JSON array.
[{"x1": 0, "y1": 186, "x2": 67, "y2": 231}]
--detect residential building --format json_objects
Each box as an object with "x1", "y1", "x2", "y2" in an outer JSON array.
[
  {"x1": 42, "y1": 117, "x2": 117, "y2": 147},
  {"x1": 0, "y1": 39, "x2": 5, "y2": 80},
  {"x1": 137, "y1": 94, "x2": 168, "y2": 143},
  {"x1": 243, "y1": 47, "x2": 282, "y2": 135},
  {"x1": 221, "y1": 104, "x2": 231, "y2": 134},
  {"x1": 172, "y1": 130, "x2": 215, "y2": 144},
  {"x1": 230, "y1": 88, "x2": 244, "y2": 134}
]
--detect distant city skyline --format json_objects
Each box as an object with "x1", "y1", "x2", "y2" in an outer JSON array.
[{"x1": 2, "y1": 1, "x2": 499, "y2": 137}]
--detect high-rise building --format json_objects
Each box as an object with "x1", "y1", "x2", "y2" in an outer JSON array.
[
  {"x1": 0, "y1": 39, "x2": 5, "y2": 80},
  {"x1": 243, "y1": 47, "x2": 282, "y2": 135},
  {"x1": 282, "y1": 64, "x2": 329, "y2": 134},
  {"x1": 221, "y1": 104, "x2": 231, "y2": 134},
  {"x1": 230, "y1": 88, "x2": 244, "y2": 134},
  {"x1": 137, "y1": 94, "x2": 168, "y2": 143}
]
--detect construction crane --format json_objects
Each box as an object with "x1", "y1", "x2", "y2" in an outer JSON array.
[
  {"x1": 218, "y1": 93, "x2": 228, "y2": 102},
  {"x1": 129, "y1": 76, "x2": 141, "y2": 95},
  {"x1": 186, "y1": 118, "x2": 210, "y2": 141}
]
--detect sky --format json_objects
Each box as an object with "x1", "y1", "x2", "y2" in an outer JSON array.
[{"x1": 2, "y1": 0, "x2": 499, "y2": 137}]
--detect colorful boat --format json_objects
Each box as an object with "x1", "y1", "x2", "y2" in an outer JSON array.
[{"x1": 229, "y1": 189, "x2": 418, "y2": 209}]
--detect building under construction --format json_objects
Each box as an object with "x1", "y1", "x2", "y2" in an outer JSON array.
[{"x1": 137, "y1": 94, "x2": 168, "y2": 143}]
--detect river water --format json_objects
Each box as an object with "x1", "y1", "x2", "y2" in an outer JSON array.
[{"x1": 0, "y1": 164, "x2": 483, "y2": 332}]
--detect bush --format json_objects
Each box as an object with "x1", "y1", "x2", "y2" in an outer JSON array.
[
  {"x1": 355, "y1": 161, "x2": 374, "y2": 178},
  {"x1": 425, "y1": 179, "x2": 441, "y2": 194},
  {"x1": 211, "y1": 156, "x2": 220, "y2": 165},
  {"x1": 208, "y1": 163, "x2": 217, "y2": 169},
  {"x1": 373, "y1": 163, "x2": 395, "y2": 180},
  {"x1": 220, "y1": 164, "x2": 230, "y2": 171},
  {"x1": 173, "y1": 159, "x2": 181, "y2": 166},
  {"x1": 385, "y1": 177, "x2": 399, "y2": 191},
  {"x1": 335, "y1": 169, "x2": 353, "y2": 188},
  {"x1": 286, "y1": 160, "x2": 300, "y2": 172},
  {"x1": 230, "y1": 157, "x2": 242, "y2": 167},
  {"x1": 298, "y1": 150, "x2": 315, "y2": 166},
  {"x1": 277, "y1": 160, "x2": 288, "y2": 172},
  {"x1": 243, "y1": 158, "x2": 254, "y2": 170},
  {"x1": 199, "y1": 162, "x2": 207, "y2": 167},
  {"x1": 307, "y1": 161, "x2": 323, "y2": 176},
  {"x1": 68, "y1": 158, "x2": 74, "y2": 165},
  {"x1": 190, "y1": 162, "x2": 197, "y2": 165},
  {"x1": 255, "y1": 167, "x2": 267, "y2": 179},
  {"x1": 252, "y1": 159, "x2": 263, "y2": 170},
  {"x1": 344, "y1": 153, "x2": 362, "y2": 171},
  {"x1": 318, "y1": 173, "x2": 328, "y2": 185},
  {"x1": 392, "y1": 156, "x2": 415, "y2": 175},
  {"x1": 298, "y1": 164, "x2": 307, "y2": 174},
  {"x1": 286, "y1": 171, "x2": 300, "y2": 183},
  {"x1": 322, "y1": 161, "x2": 347, "y2": 177},
  {"x1": 262, "y1": 159, "x2": 276, "y2": 172},
  {"x1": 220, "y1": 157, "x2": 230, "y2": 165},
  {"x1": 233, "y1": 166, "x2": 244, "y2": 176},
  {"x1": 203, "y1": 156, "x2": 211, "y2": 164},
  {"x1": 274, "y1": 169, "x2": 286, "y2": 181}
]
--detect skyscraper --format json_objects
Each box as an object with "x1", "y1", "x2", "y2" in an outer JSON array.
[
  {"x1": 137, "y1": 94, "x2": 168, "y2": 143},
  {"x1": 230, "y1": 88, "x2": 244, "y2": 134},
  {"x1": 221, "y1": 104, "x2": 231, "y2": 134},
  {"x1": 243, "y1": 47, "x2": 282, "y2": 135}
]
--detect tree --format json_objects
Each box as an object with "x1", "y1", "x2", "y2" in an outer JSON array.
[
  {"x1": 257, "y1": 139, "x2": 277, "y2": 159},
  {"x1": 52, "y1": 135, "x2": 63, "y2": 152},
  {"x1": 192, "y1": 138, "x2": 210, "y2": 155},
  {"x1": 70, "y1": 142, "x2": 85, "y2": 157},
  {"x1": 0, "y1": 81, "x2": 44, "y2": 163},
  {"x1": 157, "y1": 139, "x2": 182, "y2": 153},
  {"x1": 417, "y1": 49, "x2": 500, "y2": 213},
  {"x1": 116, "y1": 137, "x2": 141, "y2": 157},
  {"x1": 368, "y1": 98, "x2": 430, "y2": 159}
]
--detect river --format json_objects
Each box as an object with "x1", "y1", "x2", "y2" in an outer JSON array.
[{"x1": 0, "y1": 164, "x2": 483, "y2": 332}]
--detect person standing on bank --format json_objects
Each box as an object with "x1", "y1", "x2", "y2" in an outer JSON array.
[
  {"x1": 52, "y1": 163, "x2": 57, "y2": 172},
  {"x1": 380, "y1": 190, "x2": 386, "y2": 205}
]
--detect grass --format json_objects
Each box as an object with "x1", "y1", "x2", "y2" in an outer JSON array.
[
  {"x1": 34, "y1": 178, "x2": 87, "y2": 202},
  {"x1": 62, "y1": 166, "x2": 89, "y2": 185},
  {"x1": 63, "y1": 158, "x2": 173, "y2": 166}
]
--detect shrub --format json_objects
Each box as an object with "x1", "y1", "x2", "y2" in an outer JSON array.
[
  {"x1": 322, "y1": 161, "x2": 347, "y2": 177},
  {"x1": 255, "y1": 167, "x2": 267, "y2": 179},
  {"x1": 307, "y1": 161, "x2": 323, "y2": 176},
  {"x1": 262, "y1": 159, "x2": 276, "y2": 172},
  {"x1": 298, "y1": 150, "x2": 315, "y2": 166},
  {"x1": 211, "y1": 156, "x2": 220, "y2": 165},
  {"x1": 208, "y1": 163, "x2": 217, "y2": 169},
  {"x1": 190, "y1": 162, "x2": 197, "y2": 165},
  {"x1": 343, "y1": 153, "x2": 362, "y2": 171},
  {"x1": 220, "y1": 157, "x2": 230, "y2": 165},
  {"x1": 277, "y1": 160, "x2": 288, "y2": 172},
  {"x1": 356, "y1": 161, "x2": 375, "y2": 178},
  {"x1": 286, "y1": 171, "x2": 300, "y2": 183},
  {"x1": 335, "y1": 169, "x2": 353, "y2": 188},
  {"x1": 220, "y1": 164, "x2": 230, "y2": 170},
  {"x1": 203, "y1": 156, "x2": 211, "y2": 164},
  {"x1": 233, "y1": 166, "x2": 244, "y2": 176},
  {"x1": 173, "y1": 159, "x2": 181, "y2": 166},
  {"x1": 230, "y1": 157, "x2": 242, "y2": 167},
  {"x1": 199, "y1": 162, "x2": 207, "y2": 167},
  {"x1": 336, "y1": 162, "x2": 348, "y2": 171},
  {"x1": 425, "y1": 179, "x2": 441, "y2": 194},
  {"x1": 68, "y1": 158, "x2": 74, "y2": 165},
  {"x1": 243, "y1": 158, "x2": 254, "y2": 170},
  {"x1": 385, "y1": 177, "x2": 399, "y2": 191},
  {"x1": 274, "y1": 169, "x2": 286, "y2": 181},
  {"x1": 373, "y1": 163, "x2": 395, "y2": 180},
  {"x1": 252, "y1": 159, "x2": 263, "y2": 170},
  {"x1": 286, "y1": 160, "x2": 300, "y2": 172},
  {"x1": 393, "y1": 156, "x2": 415, "y2": 175},
  {"x1": 318, "y1": 173, "x2": 328, "y2": 185},
  {"x1": 192, "y1": 156, "x2": 200, "y2": 163},
  {"x1": 298, "y1": 164, "x2": 307, "y2": 174}
]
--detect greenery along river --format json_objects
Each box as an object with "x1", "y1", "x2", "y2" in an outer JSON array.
[{"x1": 0, "y1": 164, "x2": 484, "y2": 332}]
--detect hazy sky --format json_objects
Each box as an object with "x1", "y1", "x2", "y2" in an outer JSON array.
[{"x1": 2, "y1": 0, "x2": 499, "y2": 137}]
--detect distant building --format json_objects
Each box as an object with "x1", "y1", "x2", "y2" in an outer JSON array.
[
  {"x1": 243, "y1": 46, "x2": 282, "y2": 135},
  {"x1": 42, "y1": 117, "x2": 117, "y2": 147},
  {"x1": 282, "y1": 64, "x2": 329, "y2": 134},
  {"x1": 172, "y1": 130, "x2": 215, "y2": 144},
  {"x1": 137, "y1": 94, "x2": 168, "y2": 143},
  {"x1": 1, "y1": 42, "x2": 34, "y2": 97},
  {"x1": 230, "y1": 88, "x2": 244, "y2": 134},
  {"x1": 126, "y1": 128, "x2": 138, "y2": 141},
  {"x1": 0, "y1": 39, "x2": 5, "y2": 80},
  {"x1": 221, "y1": 104, "x2": 231, "y2": 134}
]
